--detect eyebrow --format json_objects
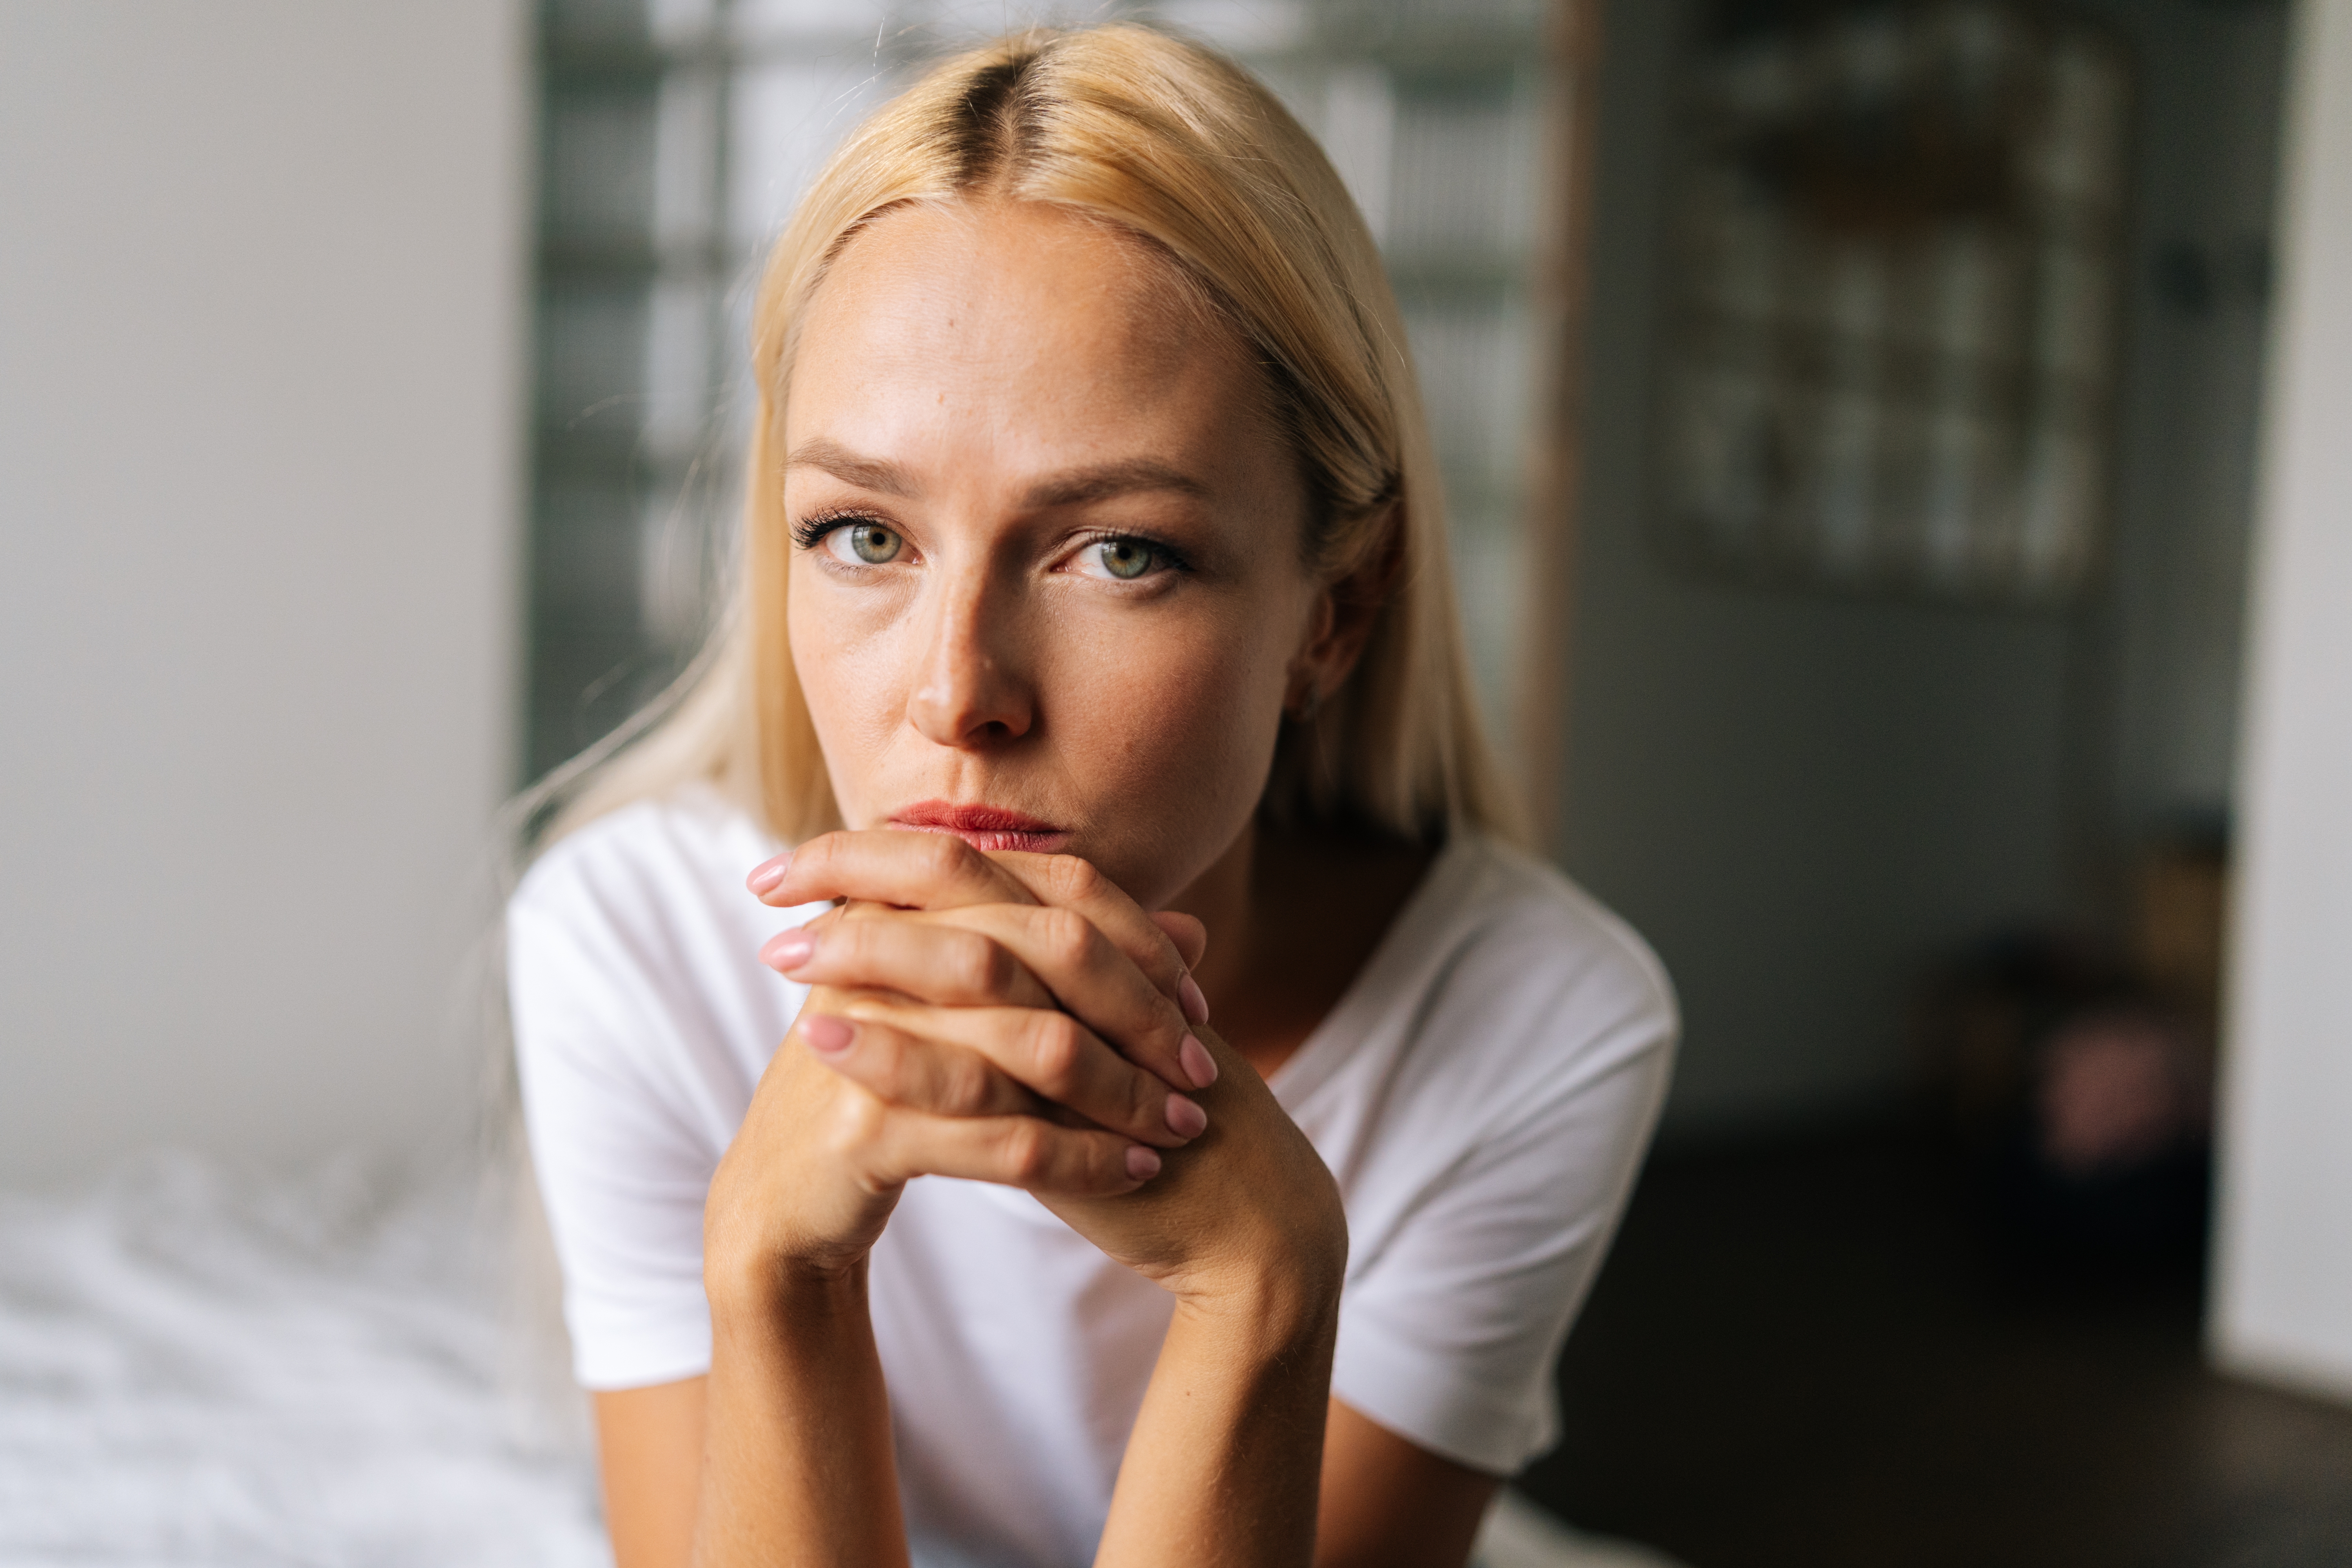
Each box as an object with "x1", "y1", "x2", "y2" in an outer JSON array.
[
  {"x1": 786, "y1": 437, "x2": 1211, "y2": 510},
  {"x1": 1022, "y1": 460, "x2": 1211, "y2": 510},
  {"x1": 786, "y1": 437, "x2": 917, "y2": 497}
]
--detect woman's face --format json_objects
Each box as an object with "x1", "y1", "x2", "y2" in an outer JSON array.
[{"x1": 782, "y1": 200, "x2": 1330, "y2": 911}]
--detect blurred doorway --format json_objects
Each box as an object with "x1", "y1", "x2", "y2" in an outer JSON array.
[{"x1": 1528, "y1": 0, "x2": 2352, "y2": 1561}]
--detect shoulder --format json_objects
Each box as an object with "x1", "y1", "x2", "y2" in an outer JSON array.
[
  {"x1": 1444, "y1": 835, "x2": 1676, "y2": 1033},
  {"x1": 506, "y1": 787, "x2": 815, "y2": 1146},
  {"x1": 511, "y1": 785, "x2": 779, "y2": 931},
  {"x1": 1379, "y1": 833, "x2": 1678, "y2": 1126},
  {"x1": 505, "y1": 786, "x2": 815, "y2": 1064}
]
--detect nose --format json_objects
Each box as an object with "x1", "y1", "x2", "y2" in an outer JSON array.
[{"x1": 904, "y1": 568, "x2": 1034, "y2": 748}]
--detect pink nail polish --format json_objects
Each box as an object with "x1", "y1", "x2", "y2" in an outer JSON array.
[
  {"x1": 1178, "y1": 1034, "x2": 1218, "y2": 1090},
  {"x1": 1178, "y1": 973, "x2": 1210, "y2": 1026},
  {"x1": 760, "y1": 928, "x2": 817, "y2": 971},
  {"x1": 746, "y1": 851, "x2": 794, "y2": 895},
  {"x1": 1164, "y1": 1095, "x2": 1208, "y2": 1139},
  {"x1": 801, "y1": 1014, "x2": 854, "y2": 1054},
  {"x1": 1125, "y1": 1145, "x2": 1163, "y2": 1181}
]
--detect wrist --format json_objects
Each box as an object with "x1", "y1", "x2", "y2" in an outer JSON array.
[
  {"x1": 703, "y1": 1141, "x2": 895, "y2": 1308},
  {"x1": 705, "y1": 1240, "x2": 870, "y2": 1330},
  {"x1": 703, "y1": 1179, "x2": 874, "y2": 1318},
  {"x1": 1172, "y1": 1250, "x2": 1344, "y2": 1350}
]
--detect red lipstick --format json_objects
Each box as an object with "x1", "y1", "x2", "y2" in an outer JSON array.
[{"x1": 889, "y1": 800, "x2": 1071, "y2": 854}]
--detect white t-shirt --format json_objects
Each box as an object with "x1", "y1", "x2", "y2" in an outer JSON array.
[{"x1": 509, "y1": 789, "x2": 1675, "y2": 1568}]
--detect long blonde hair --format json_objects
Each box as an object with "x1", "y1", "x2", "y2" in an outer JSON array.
[{"x1": 543, "y1": 24, "x2": 1521, "y2": 851}]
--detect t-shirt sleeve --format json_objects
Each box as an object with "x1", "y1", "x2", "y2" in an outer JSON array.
[
  {"x1": 1329, "y1": 915, "x2": 1676, "y2": 1475},
  {"x1": 507, "y1": 837, "x2": 755, "y2": 1391}
]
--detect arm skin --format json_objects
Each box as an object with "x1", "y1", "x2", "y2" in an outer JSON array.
[
  {"x1": 596, "y1": 1383, "x2": 1497, "y2": 1568},
  {"x1": 693, "y1": 1257, "x2": 906, "y2": 1568},
  {"x1": 1092, "y1": 1267, "x2": 1341, "y2": 1568}
]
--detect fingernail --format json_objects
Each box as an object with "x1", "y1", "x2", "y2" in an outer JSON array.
[
  {"x1": 746, "y1": 851, "x2": 793, "y2": 895},
  {"x1": 760, "y1": 928, "x2": 817, "y2": 971},
  {"x1": 801, "y1": 1014, "x2": 854, "y2": 1054},
  {"x1": 1178, "y1": 1033, "x2": 1218, "y2": 1090},
  {"x1": 1164, "y1": 1094, "x2": 1208, "y2": 1139},
  {"x1": 1125, "y1": 1145, "x2": 1163, "y2": 1181},
  {"x1": 1178, "y1": 973, "x2": 1210, "y2": 1026}
]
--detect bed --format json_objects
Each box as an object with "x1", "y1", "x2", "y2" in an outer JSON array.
[{"x1": 0, "y1": 1154, "x2": 1679, "y2": 1568}]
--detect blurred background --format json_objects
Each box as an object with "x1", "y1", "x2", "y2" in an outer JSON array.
[{"x1": 4, "y1": 0, "x2": 2351, "y2": 1564}]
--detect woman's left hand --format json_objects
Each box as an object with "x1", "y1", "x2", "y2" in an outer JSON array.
[{"x1": 756, "y1": 831, "x2": 1347, "y2": 1310}]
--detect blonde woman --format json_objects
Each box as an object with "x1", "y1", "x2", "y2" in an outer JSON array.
[{"x1": 509, "y1": 25, "x2": 1675, "y2": 1568}]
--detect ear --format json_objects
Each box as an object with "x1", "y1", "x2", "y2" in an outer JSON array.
[{"x1": 1285, "y1": 505, "x2": 1401, "y2": 716}]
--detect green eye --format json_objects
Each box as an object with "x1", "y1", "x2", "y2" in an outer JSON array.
[
  {"x1": 846, "y1": 522, "x2": 901, "y2": 564},
  {"x1": 1095, "y1": 538, "x2": 1155, "y2": 580}
]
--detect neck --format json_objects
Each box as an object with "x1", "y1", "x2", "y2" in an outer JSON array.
[
  {"x1": 1162, "y1": 815, "x2": 1438, "y2": 1081},
  {"x1": 1166, "y1": 818, "x2": 1259, "y2": 1013}
]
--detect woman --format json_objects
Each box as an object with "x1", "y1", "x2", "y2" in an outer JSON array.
[{"x1": 509, "y1": 25, "x2": 1675, "y2": 1568}]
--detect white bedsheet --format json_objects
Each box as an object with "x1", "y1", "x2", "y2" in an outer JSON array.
[
  {"x1": 0, "y1": 1154, "x2": 1683, "y2": 1568},
  {"x1": 0, "y1": 1153, "x2": 607, "y2": 1568}
]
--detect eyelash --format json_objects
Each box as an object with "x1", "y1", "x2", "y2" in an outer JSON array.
[
  {"x1": 789, "y1": 511, "x2": 1194, "y2": 578},
  {"x1": 1073, "y1": 529, "x2": 1194, "y2": 578},
  {"x1": 789, "y1": 508, "x2": 878, "y2": 552}
]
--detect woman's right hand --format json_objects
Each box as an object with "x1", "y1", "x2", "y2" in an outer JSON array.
[{"x1": 703, "y1": 832, "x2": 1212, "y2": 1291}]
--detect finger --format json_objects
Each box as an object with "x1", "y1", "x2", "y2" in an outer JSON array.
[
  {"x1": 980, "y1": 851, "x2": 1211, "y2": 1025},
  {"x1": 760, "y1": 918, "x2": 1057, "y2": 1012},
  {"x1": 751, "y1": 830, "x2": 1038, "y2": 913},
  {"x1": 1149, "y1": 913, "x2": 1212, "y2": 1025},
  {"x1": 794, "y1": 1005, "x2": 1042, "y2": 1120},
  {"x1": 816, "y1": 996, "x2": 1207, "y2": 1148},
  {"x1": 1150, "y1": 911, "x2": 1209, "y2": 972},
  {"x1": 835, "y1": 1086, "x2": 1163, "y2": 1195},
  {"x1": 902, "y1": 902, "x2": 1212, "y2": 1093}
]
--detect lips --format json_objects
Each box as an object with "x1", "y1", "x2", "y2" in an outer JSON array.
[{"x1": 888, "y1": 800, "x2": 1071, "y2": 854}]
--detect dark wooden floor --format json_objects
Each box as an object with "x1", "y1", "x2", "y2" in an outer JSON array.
[{"x1": 1516, "y1": 1125, "x2": 2352, "y2": 1568}]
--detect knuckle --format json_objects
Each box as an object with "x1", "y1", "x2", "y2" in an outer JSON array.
[
  {"x1": 823, "y1": 1087, "x2": 886, "y2": 1152},
  {"x1": 802, "y1": 831, "x2": 849, "y2": 878},
  {"x1": 1081, "y1": 1135, "x2": 1128, "y2": 1192},
  {"x1": 1125, "y1": 1067, "x2": 1160, "y2": 1127},
  {"x1": 1001, "y1": 1121, "x2": 1053, "y2": 1185},
  {"x1": 859, "y1": 1031, "x2": 912, "y2": 1096},
  {"x1": 1043, "y1": 853, "x2": 1103, "y2": 904},
  {"x1": 919, "y1": 832, "x2": 976, "y2": 882},
  {"x1": 831, "y1": 917, "x2": 874, "y2": 965},
  {"x1": 1143, "y1": 927, "x2": 1185, "y2": 981},
  {"x1": 945, "y1": 1054, "x2": 997, "y2": 1116},
  {"x1": 947, "y1": 931, "x2": 1004, "y2": 998},
  {"x1": 1036, "y1": 906, "x2": 1098, "y2": 971},
  {"x1": 1026, "y1": 1012, "x2": 1085, "y2": 1092}
]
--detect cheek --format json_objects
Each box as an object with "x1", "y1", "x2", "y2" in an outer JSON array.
[
  {"x1": 1049, "y1": 599, "x2": 1294, "y2": 826},
  {"x1": 787, "y1": 571, "x2": 909, "y2": 794}
]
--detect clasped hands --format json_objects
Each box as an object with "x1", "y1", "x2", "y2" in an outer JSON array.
[{"x1": 703, "y1": 830, "x2": 1346, "y2": 1308}]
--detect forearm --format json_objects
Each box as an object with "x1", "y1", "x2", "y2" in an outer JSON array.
[
  {"x1": 1096, "y1": 1272, "x2": 1343, "y2": 1568},
  {"x1": 694, "y1": 1258, "x2": 909, "y2": 1568}
]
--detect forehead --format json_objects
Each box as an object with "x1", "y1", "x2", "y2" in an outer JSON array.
[{"x1": 786, "y1": 200, "x2": 1269, "y2": 467}]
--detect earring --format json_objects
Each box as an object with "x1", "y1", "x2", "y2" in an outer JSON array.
[{"x1": 1294, "y1": 683, "x2": 1321, "y2": 724}]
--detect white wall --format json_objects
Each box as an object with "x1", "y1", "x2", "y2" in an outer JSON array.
[
  {"x1": 2211, "y1": 0, "x2": 2352, "y2": 1404},
  {"x1": 0, "y1": 2, "x2": 528, "y2": 1183}
]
